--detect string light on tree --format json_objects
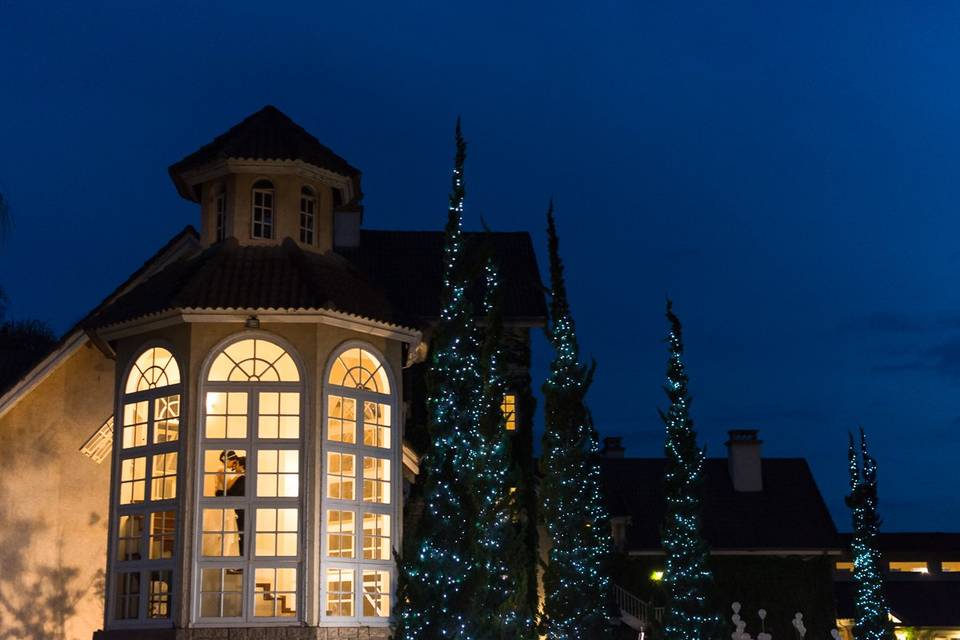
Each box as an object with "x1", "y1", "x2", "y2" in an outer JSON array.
[
  {"x1": 659, "y1": 301, "x2": 722, "y2": 640},
  {"x1": 845, "y1": 428, "x2": 895, "y2": 640},
  {"x1": 539, "y1": 201, "x2": 615, "y2": 640}
]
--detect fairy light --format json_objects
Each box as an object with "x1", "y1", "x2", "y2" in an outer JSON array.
[
  {"x1": 540, "y1": 202, "x2": 616, "y2": 639},
  {"x1": 659, "y1": 300, "x2": 722, "y2": 640}
]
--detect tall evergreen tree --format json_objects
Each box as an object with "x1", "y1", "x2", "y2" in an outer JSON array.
[
  {"x1": 539, "y1": 202, "x2": 614, "y2": 640},
  {"x1": 473, "y1": 257, "x2": 534, "y2": 638},
  {"x1": 660, "y1": 301, "x2": 721, "y2": 640},
  {"x1": 846, "y1": 428, "x2": 894, "y2": 640},
  {"x1": 394, "y1": 119, "x2": 485, "y2": 640}
]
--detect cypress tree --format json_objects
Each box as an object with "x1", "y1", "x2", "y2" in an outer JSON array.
[
  {"x1": 473, "y1": 257, "x2": 534, "y2": 638},
  {"x1": 394, "y1": 119, "x2": 484, "y2": 640},
  {"x1": 540, "y1": 202, "x2": 615, "y2": 640},
  {"x1": 846, "y1": 428, "x2": 894, "y2": 640},
  {"x1": 659, "y1": 301, "x2": 721, "y2": 640}
]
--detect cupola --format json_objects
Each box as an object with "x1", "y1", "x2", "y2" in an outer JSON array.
[{"x1": 168, "y1": 105, "x2": 363, "y2": 252}]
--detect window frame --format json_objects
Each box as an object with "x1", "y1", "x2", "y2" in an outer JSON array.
[
  {"x1": 299, "y1": 186, "x2": 317, "y2": 246},
  {"x1": 251, "y1": 179, "x2": 275, "y2": 240},
  {"x1": 214, "y1": 187, "x2": 227, "y2": 242},
  {"x1": 106, "y1": 342, "x2": 183, "y2": 629},
  {"x1": 192, "y1": 332, "x2": 307, "y2": 627},
  {"x1": 319, "y1": 341, "x2": 399, "y2": 626}
]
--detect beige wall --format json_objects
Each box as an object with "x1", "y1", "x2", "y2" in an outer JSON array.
[
  {"x1": 0, "y1": 342, "x2": 115, "y2": 640},
  {"x1": 200, "y1": 174, "x2": 336, "y2": 252},
  {"x1": 0, "y1": 319, "x2": 405, "y2": 639}
]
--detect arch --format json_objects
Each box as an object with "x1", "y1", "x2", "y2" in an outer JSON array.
[
  {"x1": 125, "y1": 345, "x2": 182, "y2": 394},
  {"x1": 320, "y1": 340, "x2": 398, "y2": 622},
  {"x1": 195, "y1": 331, "x2": 306, "y2": 623},
  {"x1": 207, "y1": 337, "x2": 300, "y2": 383},
  {"x1": 326, "y1": 344, "x2": 391, "y2": 395}
]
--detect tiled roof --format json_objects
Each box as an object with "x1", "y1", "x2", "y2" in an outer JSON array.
[
  {"x1": 338, "y1": 230, "x2": 548, "y2": 326},
  {"x1": 601, "y1": 457, "x2": 839, "y2": 552},
  {"x1": 168, "y1": 106, "x2": 359, "y2": 198},
  {"x1": 85, "y1": 237, "x2": 396, "y2": 330},
  {"x1": 835, "y1": 580, "x2": 960, "y2": 627}
]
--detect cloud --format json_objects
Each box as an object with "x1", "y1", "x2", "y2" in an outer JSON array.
[{"x1": 873, "y1": 336, "x2": 960, "y2": 379}]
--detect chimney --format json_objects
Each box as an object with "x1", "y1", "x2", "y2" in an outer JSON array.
[
  {"x1": 725, "y1": 429, "x2": 763, "y2": 492},
  {"x1": 602, "y1": 436, "x2": 625, "y2": 458},
  {"x1": 333, "y1": 201, "x2": 363, "y2": 248}
]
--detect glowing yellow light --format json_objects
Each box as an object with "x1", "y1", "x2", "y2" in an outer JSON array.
[{"x1": 650, "y1": 570, "x2": 664, "y2": 582}]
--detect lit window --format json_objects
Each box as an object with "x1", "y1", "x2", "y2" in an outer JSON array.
[
  {"x1": 363, "y1": 401, "x2": 391, "y2": 449},
  {"x1": 255, "y1": 568, "x2": 297, "y2": 617},
  {"x1": 200, "y1": 568, "x2": 244, "y2": 618},
  {"x1": 208, "y1": 339, "x2": 299, "y2": 383},
  {"x1": 328, "y1": 395, "x2": 357, "y2": 444},
  {"x1": 836, "y1": 562, "x2": 854, "y2": 572},
  {"x1": 328, "y1": 348, "x2": 390, "y2": 393},
  {"x1": 120, "y1": 457, "x2": 147, "y2": 505},
  {"x1": 125, "y1": 347, "x2": 181, "y2": 394},
  {"x1": 941, "y1": 562, "x2": 960, "y2": 572},
  {"x1": 255, "y1": 508, "x2": 298, "y2": 557},
  {"x1": 889, "y1": 562, "x2": 928, "y2": 573},
  {"x1": 362, "y1": 570, "x2": 390, "y2": 617},
  {"x1": 117, "y1": 514, "x2": 144, "y2": 562},
  {"x1": 327, "y1": 510, "x2": 356, "y2": 558},
  {"x1": 362, "y1": 513, "x2": 390, "y2": 561},
  {"x1": 151, "y1": 453, "x2": 177, "y2": 501},
  {"x1": 112, "y1": 346, "x2": 182, "y2": 623},
  {"x1": 327, "y1": 452, "x2": 356, "y2": 500},
  {"x1": 215, "y1": 190, "x2": 226, "y2": 242},
  {"x1": 325, "y1": 568, "x2": 354, "y2": 617},
  {"x1": 115, "y1": 572, "x2": 141, "y2": 620},
  {"x1": 147, "y1": 570, "x2": 172, "y2": 619},
  {"x1": 80, "y1": 416, "x2": 114, "y2": 464},
  {"x1": 322, "y1": 344, "x2": 396, "y2": 623},
  {"x1": 149, "y1": 511, "x2": 176, "y2": 560},
  {"x1": 299, "y1": 186, "x2": 316, "y2": 245},
  {"x1": 501, "y1": 394, "x2": 516, "y2": 431},
  {"x1": 251, "y1": 179, "x2": 274, "y2": 239},
  {"x1": 197, "y1": 336, "x2": 303, "y2": 622},
  {"x1": 363, "y1": 457, "x2": 390, "y2": 504}
]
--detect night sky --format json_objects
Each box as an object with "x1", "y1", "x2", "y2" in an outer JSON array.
[{"x1": 2, "y1": 2, "x2": 959, "y2": 531}]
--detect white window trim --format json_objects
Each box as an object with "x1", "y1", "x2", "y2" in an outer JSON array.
[
  {"x1": 105, "y1": 342, "x2": 183, "y2": 630},
  {"x1": 192, "y1": 332, "x2": 308, "y2": 627},
  {"x1": 318, "y1": 341, "x2": 399, "y2": 626},
  {"x1": 251, "y1": 183, "x2": 275, "y2": 240},
  {"x1": 299, "y1": 188, "x2": 316, "y2": 246}
]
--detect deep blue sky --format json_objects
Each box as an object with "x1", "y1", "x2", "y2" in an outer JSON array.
[{"x1": 2, "y1": 2, "x2": 959, "y2": 531}]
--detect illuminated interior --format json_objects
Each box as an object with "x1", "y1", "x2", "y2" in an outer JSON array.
[
  {"x1": 888, "y1": 561, "x2": 929, "y2": 574},
  {"x1": 501, "y1": 393, "x2": 516, "y2": 430},
  {"x1": 112, "y1": 346, "x2": 181, "y2": 622},
  {"x1": 197, "y1": 337, "x2": 303, "y2": 621},
  {"x1": 323, "y1": 345, "x2": 395, "y2": 620}
]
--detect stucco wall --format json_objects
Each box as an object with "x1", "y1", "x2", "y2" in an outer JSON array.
[{"x1": 0, "y1": 341, "x2": 115, "y2": 640}]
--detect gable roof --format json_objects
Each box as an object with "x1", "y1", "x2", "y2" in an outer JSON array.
[
  {"x1": 601, "y1": 457, "x2": 840, "y2": 552},
  {"x1": 338, "y1": 230, "x2": 548, "y2": 327},
  {"x1": 0, "y1": 226, "x2": 200, "y2": 416},
  {"x1": 168, "y1": 105, "x2": 360, "y2": 200}
]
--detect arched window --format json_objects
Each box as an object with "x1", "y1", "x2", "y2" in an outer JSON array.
[
  {"x1": 321, "y1": 344, "x2": 396, "y2": 623},
  {"x1": 196, "y1": 336, "x2": 303, "y2": 623},
  {"x1": 251, "y1": 179, "x2": 274, "y2": 240},
  {"x1": 299, "y1": 186, "x2": 316, "y2": 246},
  {"x1": 112, "y1": 346, "x2": 182, "y2": 624}
]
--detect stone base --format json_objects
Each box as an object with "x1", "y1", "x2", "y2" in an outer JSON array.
[{"x1": 94, "y1": 627, "x2": 391, "y2": 640}]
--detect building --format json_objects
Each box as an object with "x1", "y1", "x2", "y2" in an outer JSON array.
[
  {"x1": 600, "y1": 430, "x2": 842, "y2": 639},
  {"x1": 834, "y1": 533, "x2": 960, "y2": 640},
  {"x1": 0, "y1": 106, "x2": 545, "y2": 640}
]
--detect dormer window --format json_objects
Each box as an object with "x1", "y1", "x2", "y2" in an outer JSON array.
[
  {"x1": 215, "y1": 190, "x2": 226, "y2": 242},
  {"x1": 251, "y1": 180, "x2": 275, "y2": 240},
  {"x1": 299, "y1": 187, "x2": 316, "y2": 246}
]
